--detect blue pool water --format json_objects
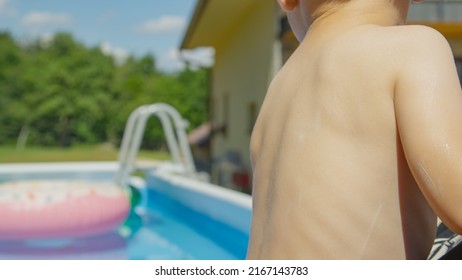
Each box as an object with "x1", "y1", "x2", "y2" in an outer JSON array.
[{"x1": 0, "y1": 163, "x2": 252, "y2": 260}]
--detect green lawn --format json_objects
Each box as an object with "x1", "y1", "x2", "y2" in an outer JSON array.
[{"x1": 0, "y1": 145, "x2": 171, "y2": 163}]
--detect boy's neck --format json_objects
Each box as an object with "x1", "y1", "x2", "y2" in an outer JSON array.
[{"x1": 307, "y1": 0, "x2": 404, "y2": 37}]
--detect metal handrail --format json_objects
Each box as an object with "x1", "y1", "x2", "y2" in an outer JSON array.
[{"x1": 115, "y1": 103, "x2": 196, "y2": 187}]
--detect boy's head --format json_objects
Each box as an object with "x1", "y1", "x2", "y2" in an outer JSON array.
[{"x1": 277, "y1": 0, "x2": 422, "y2": 42}]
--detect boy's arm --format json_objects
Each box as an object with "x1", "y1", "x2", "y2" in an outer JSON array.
[{"x1": 395, "y1": 26, "x2": 462, "y2": 234}]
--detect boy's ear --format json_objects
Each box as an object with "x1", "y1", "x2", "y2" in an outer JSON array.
[{"x1": 277, "y1": 0, "x2": 299, "y2": 12}]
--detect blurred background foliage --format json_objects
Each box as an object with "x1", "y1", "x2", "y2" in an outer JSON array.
[{"x1": 0, "y1": 31, "x2": 209, "y2": 151}]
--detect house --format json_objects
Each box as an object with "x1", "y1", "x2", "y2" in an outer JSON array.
[
  {"x1": 181, "y1": 0, "x2": 462, "y2": 190},
  {"x1": 181, "y1": 0, "x2": 281, "y2": 190}
]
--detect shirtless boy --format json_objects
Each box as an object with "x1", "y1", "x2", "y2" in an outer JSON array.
[{"x1": 247, "y1": 0, "x2": 462, "y2": 259}]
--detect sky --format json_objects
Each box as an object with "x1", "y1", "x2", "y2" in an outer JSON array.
[{"x1": 0, "y1": 0, "x2": 213, "y2": 71}]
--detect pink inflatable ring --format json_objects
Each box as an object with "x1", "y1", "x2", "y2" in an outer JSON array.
[{"x1": 0, "y1": 180, "x2": 130, "y2": 240}]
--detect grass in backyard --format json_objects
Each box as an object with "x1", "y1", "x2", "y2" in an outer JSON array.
[{"x1": 0, "y1": 145, "x2": 171, "y2": 163}]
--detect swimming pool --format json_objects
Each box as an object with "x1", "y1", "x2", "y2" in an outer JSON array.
[{"x1": 0, "y1": 162, "x2": 252, "y2": 260}]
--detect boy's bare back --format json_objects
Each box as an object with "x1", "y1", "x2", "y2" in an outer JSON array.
[{"x1": 247, "y1": 0, "x2": 462, "y2": 260}]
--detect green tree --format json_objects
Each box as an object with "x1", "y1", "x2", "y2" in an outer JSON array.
[
  {"x1": 20, "y1": 33, "x2": 117, "y2": 146},
  {"x1": 1, "y1": 32, "x2": 210, "y2": 151},
  {"x1": 0, "y1": 32, "x2": 26, "y2": 145},
  {"x1": 108, "y1": 56, "x2": 210, "y2": 149}
]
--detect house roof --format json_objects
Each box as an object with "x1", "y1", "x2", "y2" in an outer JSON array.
[{"x1": 180, "y1": 0, "x2": 258, "y2": 49}]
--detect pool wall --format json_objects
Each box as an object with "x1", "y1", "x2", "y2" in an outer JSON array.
[{"x1": 147, "y1": 169, "x2": 252, "y2": 259}]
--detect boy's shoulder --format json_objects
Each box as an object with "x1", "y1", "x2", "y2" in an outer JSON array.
[
  {"x1": 393, "y1": 24, "x2": 447, "y2": 43},
  {"x1": 364, "y1": 24, "x2": 453, "y2": 71},
  {"x1": 340, "y1": 24, "x2": 449, "y2": 57},
  {"x1": 383, "y1": 24, "x2": 451, "y2": 54}
]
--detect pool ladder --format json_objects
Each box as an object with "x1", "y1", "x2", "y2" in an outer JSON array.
[{"x1": 115, "y1": 103, "x2": 196, "y2": 187}]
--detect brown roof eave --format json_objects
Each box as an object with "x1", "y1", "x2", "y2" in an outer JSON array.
[{"x1": 180, "y1": 0, "x2": 209, "y2": 50}]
